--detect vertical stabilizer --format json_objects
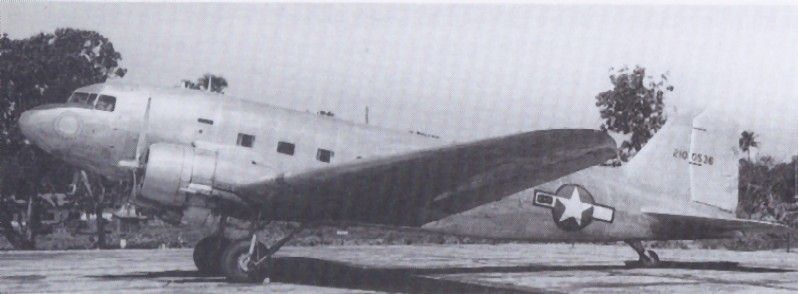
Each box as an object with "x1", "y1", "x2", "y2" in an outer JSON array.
[
  {"x1": 624, "y1": 111, "x2": 740, "y2": 214},
  {"x1": 623, "y1": 114, "x2": 694, "y2": 200}
]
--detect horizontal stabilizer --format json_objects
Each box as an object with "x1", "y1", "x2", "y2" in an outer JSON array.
[{"x1": 643, "y1": 210, "x2": 789, "y2": 237}]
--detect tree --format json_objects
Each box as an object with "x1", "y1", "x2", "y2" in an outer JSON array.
[
  {"x1": 0, "y1": 28, "x2": 126, "y2": 249},
  {"x1": 739, "y1": 131, "x2": 759, "y2": 162},
  {"x1": 738, "y1": 156, "x2": 798, "y2": 222},
  {"x1": 595, "y1": 66, "x2": 673, "y2": 164},
  {"x1": 182, "y1": 74, "x2": 228, "y2": 94}
]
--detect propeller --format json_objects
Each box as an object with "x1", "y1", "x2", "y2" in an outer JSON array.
[
  {"x1": 119, "y1": 97, "x2": 151, "y2": 169},
  {"x1": 78, "y1": 170, "x2": 94, "y2": 198},
  {"x1": 134, "y1": 97, "x2": 152, "y2": 166},
  {"x1": 118, "y1": 97, "x2": 151, "y2": 205}
]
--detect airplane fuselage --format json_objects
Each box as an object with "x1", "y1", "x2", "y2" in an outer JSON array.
[{"x1": 19, "y1": 83, "x2": 741, "y2": 242}]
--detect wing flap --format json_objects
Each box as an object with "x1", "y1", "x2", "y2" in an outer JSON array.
[{"x1": 236, "y1": 129, "x2": 616, "y2": 226}]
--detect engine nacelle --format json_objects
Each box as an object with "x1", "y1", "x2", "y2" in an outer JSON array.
[{"x1": 139, "y1": 143, "x2": 272, "y2": 208}]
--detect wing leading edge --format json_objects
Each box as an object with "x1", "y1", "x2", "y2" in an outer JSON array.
[{"x1": 236, "y1": 129, "x2": 617, "y2": 226}]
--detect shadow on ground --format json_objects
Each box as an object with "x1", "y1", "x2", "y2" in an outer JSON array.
[{"x1": 89, "y1": 257, "x2": 792, "y2": 293}]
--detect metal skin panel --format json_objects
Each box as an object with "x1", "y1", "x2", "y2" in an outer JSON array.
[
  {"x1": 190, "y1": 147, "x2": 217, "y2": 187},
  {"x1": 139, "y1": 143, "x2": 189, "y2": 207}
]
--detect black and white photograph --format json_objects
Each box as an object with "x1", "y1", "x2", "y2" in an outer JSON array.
[{"x1": 1, "y1": 1, "x2": 797, "y2": 293}]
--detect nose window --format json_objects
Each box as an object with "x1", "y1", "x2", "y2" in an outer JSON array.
[{"x1": 96, "y1": 95, "x2": 116, "y2": 112}]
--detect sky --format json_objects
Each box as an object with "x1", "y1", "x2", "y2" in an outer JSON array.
[{"x1": 3, "y1": 3, "x2": 797, "y2": 160}]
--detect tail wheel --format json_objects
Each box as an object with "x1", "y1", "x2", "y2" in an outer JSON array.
[
  {"x1": 193, "y1": 236, "x2": 230, "y2": 275},
  {"x1": 220, "y1": 239, "x2": 269, "y2": 283}
]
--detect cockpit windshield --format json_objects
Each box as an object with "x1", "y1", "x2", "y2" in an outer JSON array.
[
  {"x1": 66, "y1": 92, "x2": 115, "y2": 112},
  {"x1": 67, "y1": 92, "x2": 91, "y2": 104}
]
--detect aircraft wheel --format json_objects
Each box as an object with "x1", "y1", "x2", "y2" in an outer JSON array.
[
  {"x1": 220, "y1": 239, "x2": 270, "y2": 283},
  {"x1": 193, "y1": 236, "x2": 230, "y2": 275},
  {"x1": 647, "y1": 250, "x2": 660, "y2": 263}
]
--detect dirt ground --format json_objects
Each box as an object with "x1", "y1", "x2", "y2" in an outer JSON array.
[{"x1": 2, "y1": 243, "x2": 798, "y2": 293}]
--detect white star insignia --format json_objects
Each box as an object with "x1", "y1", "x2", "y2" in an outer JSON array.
[{"x1": 557, "y1": 188, "x2": 594, "y2": 225}]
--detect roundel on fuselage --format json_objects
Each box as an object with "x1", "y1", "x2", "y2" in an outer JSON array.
[
  {"x1": 533, "y1": 184, "x2": 615, "y2": 232},
  {"x1": 53, "y1": 111, "x2": 82, "y2": 139}
]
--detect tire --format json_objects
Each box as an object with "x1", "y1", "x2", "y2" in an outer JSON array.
[
  {"x1": 647, "y1": 250, "x2": 660, "y2": 263},
  {"x1": 193, "y1": 236, "x2": 230, "y2": 275},
  {"x1": 220, "y1": 239, "x2": 269, "y2": 283}
]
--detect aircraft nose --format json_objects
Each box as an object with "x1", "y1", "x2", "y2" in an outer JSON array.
[
  {"x1": 17, "y1": 104, "x2": 68, "y2": 151},
  {"x1": 18, "y1": 109, "x2": 37, "y2": 140}
]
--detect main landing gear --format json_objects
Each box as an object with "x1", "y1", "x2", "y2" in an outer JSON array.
[
  {"x1": 193, "y1": 216, "x2": 229, "y2": 275},
  {"x1": 192, "y1": 217, "x2": 307, "y2": 283},
  {"x1": 625, "y1": 240, "x2": 660, "y2": 266},
  {"x1": 193, "y1": 235, "x2": 230, "y2": 275}
]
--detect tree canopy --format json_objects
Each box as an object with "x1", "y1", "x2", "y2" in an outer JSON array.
[
  {"x1": 595, "y1": 66, "x2": 673, "y2": 163},
  {"x1": 182, "y1": 74, "x2": 228, "y2": 94},
  {"x1": 739, "y1": 131, "x2": 759, "y2": 161}
]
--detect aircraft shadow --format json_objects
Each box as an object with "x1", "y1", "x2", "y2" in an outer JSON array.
[
  {"x1": 89, "y1": 257, "x2": 792, "y2": 293},
  {"x1": 88, "y1": 270, "x2": 228, "y2": 283}
]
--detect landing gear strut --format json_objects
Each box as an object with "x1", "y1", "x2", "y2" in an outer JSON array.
[
  {"x1": 219, "y1": 223, "x2": 307, "y2": 283},
  {"x1": 220, "y1": 235, "x2": 269, "y2": 283},
  {"x1": 625, "y1": 240, "x2": 660, "y2": 266}
]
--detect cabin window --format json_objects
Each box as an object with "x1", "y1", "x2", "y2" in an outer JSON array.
[
  {"x1": 96, "y1": 95, "x2": 116, "y2": 112},
  {"x1": 316, "y1": 149, "x2": 334, "y2": 163},
  {"x1": 237, "y1": 133, "x2": 255, "y2": 148},
  {"x1": 68, "y1": 92, "x2": 90, "y2": 104},
  {"x1": 197, "y1": 118, "x2": 214, "y2": 125},
  {"x1": 277, "y1": 141, "x2": 295, "y2": 155}
]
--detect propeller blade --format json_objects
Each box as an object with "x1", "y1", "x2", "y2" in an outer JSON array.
[
  {"x1": 119, "y1": 97, "x2": 151, "y2": 169},
  {"x1": 130, "y1": 171, "x2": 138, "y2": 202},
  {"x1": 134, "y1": 97, "x2": 152, "y2": 164},
  {"x1": 67, "y1": 170, "x2": 80, "y2": 195},
  {"x1": 79, "y1": 170, "x2": 93, "y2": 198}
]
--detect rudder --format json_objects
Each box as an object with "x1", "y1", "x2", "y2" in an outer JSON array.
[{"x1": 623, "y1": 111, "x2": 740, "y2": 214}]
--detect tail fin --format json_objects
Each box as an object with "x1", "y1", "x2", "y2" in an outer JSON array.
[{"x1": 624, "y1": 111, "x2": 741, "y2": 214}]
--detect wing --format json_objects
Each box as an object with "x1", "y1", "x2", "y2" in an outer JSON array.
[
  {"x1": 645, "y1": 212, "x2": 789, "y2": 238},
  {"x1": 235, "y1": 129, "x2": 616, "y2": 226}
]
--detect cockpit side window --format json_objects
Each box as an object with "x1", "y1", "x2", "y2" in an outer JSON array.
[
  {"x1": 67, "y1": 92, "x2": 90, "y2": 104},
  {"x1": 96, "y1": 95, "x2": 116, "y2": 112}
]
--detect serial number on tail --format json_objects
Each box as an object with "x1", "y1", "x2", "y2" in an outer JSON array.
[{"x1": 673, "y1": 149, "x2": 714, "y2": 166}]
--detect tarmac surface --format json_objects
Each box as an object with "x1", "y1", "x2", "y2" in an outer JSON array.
[{"x1": 1, "y1": 243, "x2": 798, "y2": 293}]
